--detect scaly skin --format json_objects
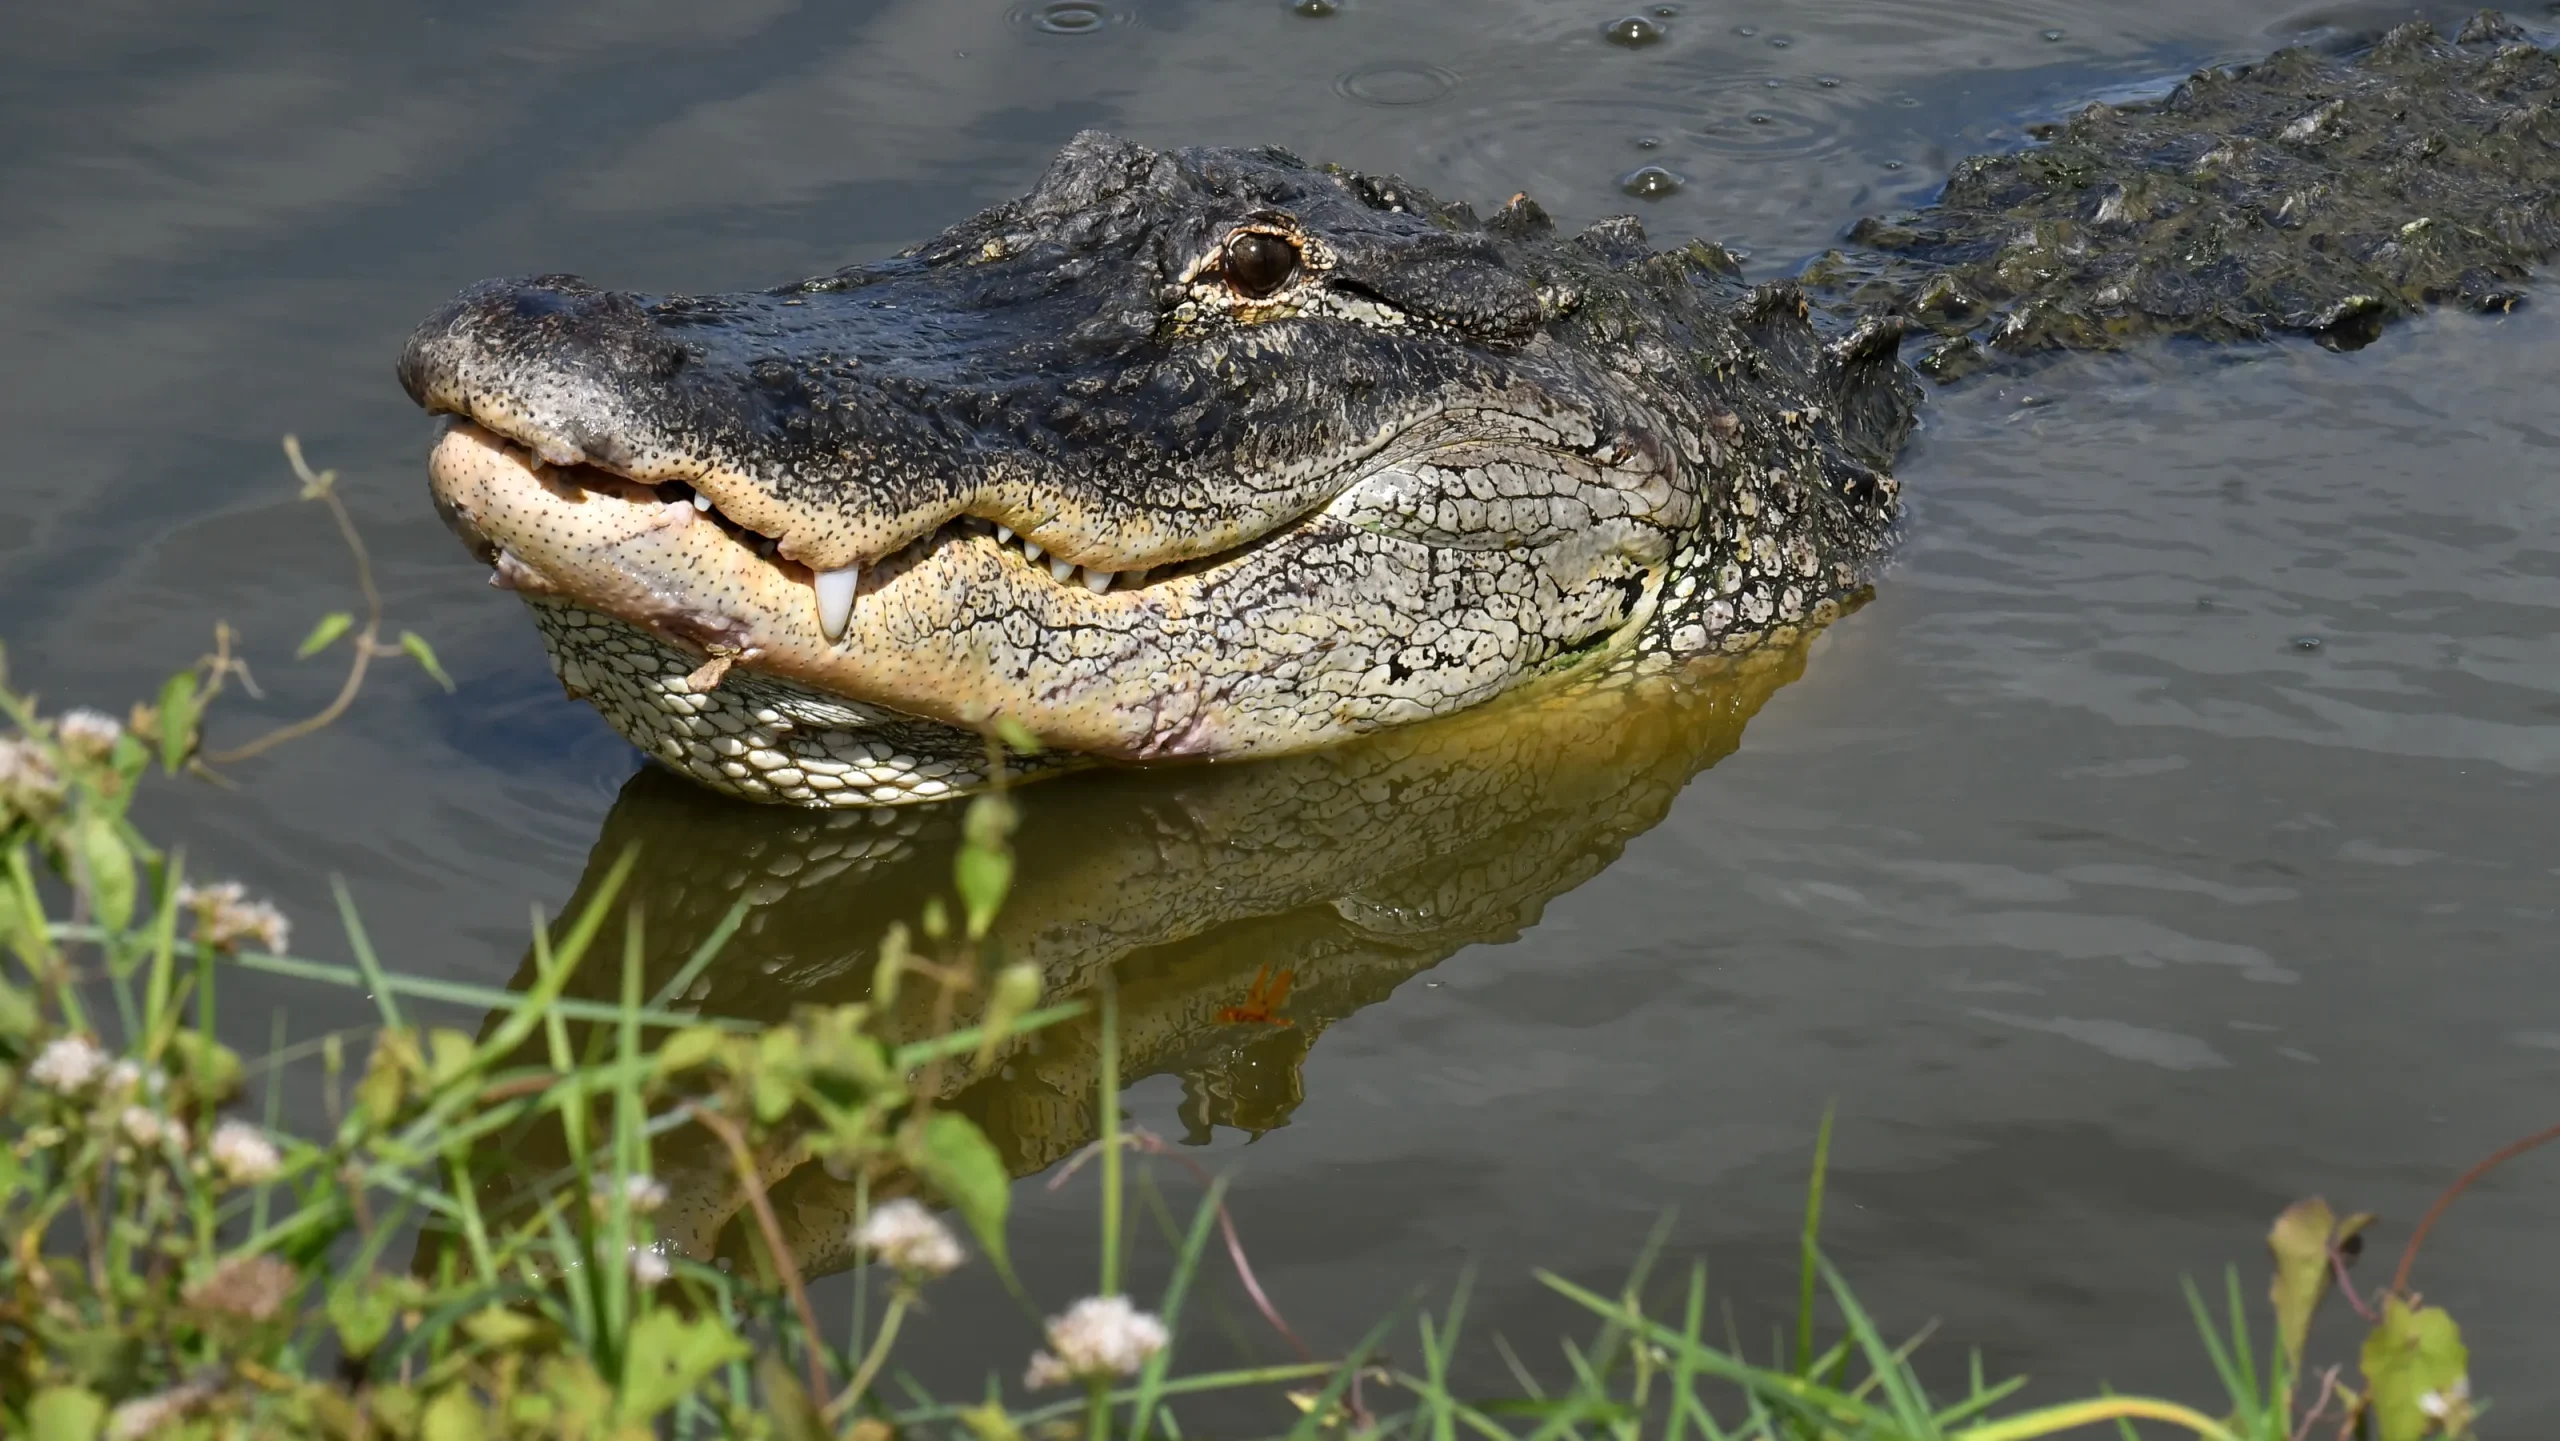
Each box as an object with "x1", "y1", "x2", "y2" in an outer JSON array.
[{"x1": 403, "y1": 14, "x2": 2555, "y2": 805}]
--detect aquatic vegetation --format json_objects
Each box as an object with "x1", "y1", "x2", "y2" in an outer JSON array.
[{"x1": 0, "y1": 445, "x2": 2517, "y2": 1436}]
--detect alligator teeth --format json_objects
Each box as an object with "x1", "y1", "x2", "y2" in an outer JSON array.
[
  {"x1": 814, "y1": 564, "x2": 860, "y2": 642},
  {"x1": 994, "y1": 525, "x2": 1015, "y2": 544},
  {"x1": 691, "y1": 492, "x2": 712, "y2": 512},
  {"x1": 1080, "y1": 567, "x2": 1113, "y2": 594},
  {"x1": 1048, "y1": 556, "x2": 1076, "y2": 583},
  {"x1": 1021, "y1": 539, "x2": 1044, "y2": 563}
]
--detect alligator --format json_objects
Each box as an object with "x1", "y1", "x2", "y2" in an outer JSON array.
[
  {"x1": 470, "y1": 636, "x2": 1815, "y2": 1275},
  {"x1": 402, "y1": 14, "x2": 2559, "y2": 807}
]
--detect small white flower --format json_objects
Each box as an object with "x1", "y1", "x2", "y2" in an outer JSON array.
[
  {"x1": 176, "y1": 880, "x2": 291, "y2": 954},
  {"x1": 1022, "y1": 1295, "x2": 1169, "y2": 1388},
  {"x1": 208, "y1": 1119, "x2": 283, "y2": 1184},
  {"x1": 105, "y1": 1381, "x2": 214, "y2": 1441},
  {"x1": 630, "y1": 1245, "x2": 673, "y2": 1287},
  {"x1": 120, "y1": 1106, "x2": 182, "y2": 1150},
  {"x1": 0, "y1": 735, "x2": 62, "y2": 810},
  {"x1": 29, "y1": 1035, "x2": 109, "y2": 1094},
  {"x1": 854, "y1": 1198, "x2": 966, "y2": 1279},
  {"x1": 596, "y1": 1172, "x2": 669, "y2": 1215},
  {"x1": 56, "y1": 708, "x2": 124, "y2": 759},
  {"x1": 105, "y1": 1059, "x2": 145, "y2": 1096},
  {"x1": 2418, "y1": 1376, "x2": 2471, "y2": 1418}
]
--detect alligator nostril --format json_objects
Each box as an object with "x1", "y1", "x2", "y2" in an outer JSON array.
[{"x1": 508, "y1": 288, "x2": 581, "y2": 321}]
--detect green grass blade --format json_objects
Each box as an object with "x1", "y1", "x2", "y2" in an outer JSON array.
[
  {"x1": 1795, "y1": 1102, "x2": 1835, "y2": 1378},
  {"x1": 331, "y1": 876, "x2": 404, "y2": 1030},
  {"x1": 1129, "y1": 1172, "x2": 1232, "y2": 1441},
  {"x1": 648, "y1": 895, "x2": 748, "y2": 1009}
]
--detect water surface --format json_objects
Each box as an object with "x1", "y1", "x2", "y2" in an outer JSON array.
[{"x1": 3, "y1": 0, "x2": 2554, "y2": 1421}]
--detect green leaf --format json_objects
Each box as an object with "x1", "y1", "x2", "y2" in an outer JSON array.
[
  {"x1": 911, "y1": 1110, "x2": 1011, "y2": 1277},
  {"x1": 164, "y1": 1031, "x2": 244, "y2": 1107},
  {"x1": 2361, "y1": 1295, "x2": 2471, "y2": 1441},
  {"x1": 617, "y1": 1309, "x2": 750, "y2": 1425},
  {"x1": 426, "y1": 1027, "x2": 477, "y2": 1087},
  {"x1": 399, "y1": 631, "x2": 456, "y2": 692},
  {"x1": 420, "y1": 1388, "x2": 487, "y2": 1441},
  {"x1": 0, "y1": 975, "x2": 34, "y2": 1042},
  {"x1": 71, "y1": 812, "x2": 135, "y2": 934},
  {"x1": 296, "y1": 612, "x2": 356, "y2": 660},
  {"x1": 25, "y1": 1387, "x2": 106, "y2": 1441},
  {"x1": 958, "y1": 1400, "x2": 1027, "y2": 1441},
  {"x1": 992, "y1": 715, "x2": 1043, "y2": 755},
  {"x1": 328, "y1": 1278, "x2": 407, "y2": 1358},
  {"x1": 155, "y1": 670, "x2": 201, "y2": 773},
  {"x1": 975, "y1": 962, "x2": 1042, "y2": 1065},
  {"x1": 652, "y1": 1024, "x2": 728, "y2": 1078},
  {"x1": 953, "y1": 843, "x2": 1013, "y2": 941},
  {"x1": 758, "y1": 1354, "x2": 830, "y2": 1441},
  {"x1": 2267, "y1": 1198, "x2": 2335, "y2": 1376},
  {"x1": 461, "y1": 1305, "x2": 542, "y2": 1350}
]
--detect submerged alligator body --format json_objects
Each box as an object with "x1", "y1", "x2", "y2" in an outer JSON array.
[{"x1": 402, "y1": 15, "x2": 2558, "y2": 806}]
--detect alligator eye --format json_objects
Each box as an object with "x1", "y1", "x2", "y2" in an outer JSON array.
[{"x1": 1221, "y1": 232, "x2": 1300, "y2": 299}]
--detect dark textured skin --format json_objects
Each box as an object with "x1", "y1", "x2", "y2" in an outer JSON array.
[
  {"x1": 1809, "y1": 14, "x2": 2556, "y2": 375},
  {"x1": 402, "y1": 13, "x2": 2554, "y2": 798}
]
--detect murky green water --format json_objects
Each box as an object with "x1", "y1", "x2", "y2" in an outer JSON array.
[{"x1": 6, "y1": 0, "x2": 2555, "y2": 1421}]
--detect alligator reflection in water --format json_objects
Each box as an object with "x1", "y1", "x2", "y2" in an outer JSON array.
[{"x1": 483, "y1": 628, "x2": 1831, "y2": 1275}]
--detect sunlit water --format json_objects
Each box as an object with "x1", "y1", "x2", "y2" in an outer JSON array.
[{"x1": 4, "y1": 0, "x2": 2555, "y2": 1421}]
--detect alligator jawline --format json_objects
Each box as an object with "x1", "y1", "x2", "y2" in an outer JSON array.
[{"x1": 446, "y1": 420, "x2": 1292, "y2": 627}]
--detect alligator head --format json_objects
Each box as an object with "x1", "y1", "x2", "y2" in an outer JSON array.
[{"x1": 403, "y1": 130, "x2": 1913, "y2": 804}]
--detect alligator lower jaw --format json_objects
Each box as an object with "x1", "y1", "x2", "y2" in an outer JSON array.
[{"x1": 424, "y1": 420, "x2": 1258, "y2": 761}]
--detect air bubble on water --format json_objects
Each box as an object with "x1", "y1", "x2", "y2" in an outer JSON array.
[
  {"x1": 1336, "y1": 62, "x2": 1457, "y2": 106},
  {"x1": 1292, "y1": 0, "x2": 1338, "y2": 16},
  {"x1": 1604, "y1": 15, "x2": 1668, "y2": 47},
  {"x1": 1816, "y1": 74, "x2": 1842, "y2": 87},
  {"x1": 2292, "y1": 636, "x2": 2324, "y2": 651},
  {"x1": 1883, "y1": 159, "x2": 1905, "y2": 170},
  {"x1": 1634, "y1": 134, "x2": 1664, "y2": 150},
  {"x1": 1767, "y1": 35, "x2": 1791, "y2": 48},
  {"x1": 1747, "y1": 111, "x2": 1774, "y2": 125},
  {"x1": 2041, "y1": 27, "x2": 2066, "y2": 41},
  {"x1": 1013, "y1": 0, "x2": 1123, "y2": 33},
  {"x1": 1618, "y1": 164, "x2": 1685, "y2": 199},
  {"x1": 1733, "y1": 23, "x2": 1757, "y2": 36}
]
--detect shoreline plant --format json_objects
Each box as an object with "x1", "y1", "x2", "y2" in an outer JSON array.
[{"x1": 0, "y1": 443, "x2": 2526, "y2": 1438}]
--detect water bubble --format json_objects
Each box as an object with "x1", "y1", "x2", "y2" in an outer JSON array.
[
  {"x1": 1883, "y1": 159, "x2": 1905, "y2": 170},
  {"x1": 1634, "y1": 134, "x2": 1664, "y2": 150},
  {"x1": 1653, "y1": 3, "x2": 1676, "y2": 13},
  {"x1": 1896, "y1": 95, "x2": 1920, "y2": 107},
  {"x1": 1336, "y1": 62, "x2": 1457, "y2": 106},
  {"x1": 1733, "y1": 24, "x2": 1757, "y2": 36},
  {"x1": 1292, "y1": 0, "x2": 1338, "y2": 14},
  {"x1": 1816, "y1": 74, "x2": 1842, "y2": 87},
  {"x1": 1767, "y1": 35, "x2": 1791, "y2": 48},
  {"x1": 1603, "y1": 15, "x2": 1667, "y2": 47},
  {"x1": 2040, "y1": 27, "x2": 2066, "y2": 40},
  {"x1": 1012, "y1": 0, "x2": 1125, "y2": 32},
  {"x1": 1618, "y1": 164, "x2": 1685, "y2": 199},
  {"x1": 1747, "y1": 111, "x2": 1774, "y2": 125},
  {"x1": 2291, "y1": 635, "x2": 2324, "y2": 651}
]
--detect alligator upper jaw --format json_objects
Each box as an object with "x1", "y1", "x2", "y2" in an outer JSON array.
[{"x1": 427, "y1": 420, "x2": 1285, "y2": 758}]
